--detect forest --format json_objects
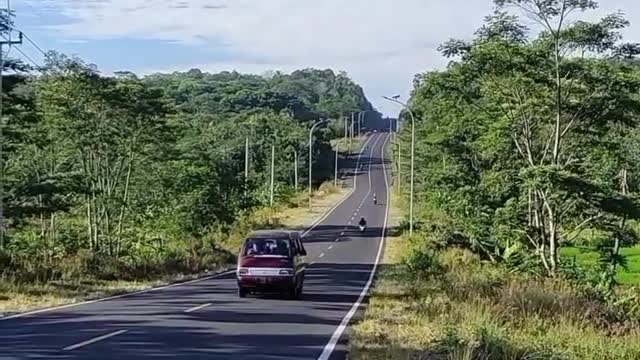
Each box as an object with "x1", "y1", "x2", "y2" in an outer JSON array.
[{"x1": 1, "y1": 51, "x2": 380, "y2": 284}]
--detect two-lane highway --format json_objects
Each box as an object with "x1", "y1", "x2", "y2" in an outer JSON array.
[{"x1": 0, "y1": 131, "x2": 391, "y2": 360}]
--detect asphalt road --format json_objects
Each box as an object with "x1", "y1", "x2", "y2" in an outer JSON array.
[{"x1": 0, "y1": 131, "x2": 392, "y2": 360}]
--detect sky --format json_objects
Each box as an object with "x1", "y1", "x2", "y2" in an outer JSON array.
[{"x1": 11, "y1": 0, "x2": 640, "y2": 117}]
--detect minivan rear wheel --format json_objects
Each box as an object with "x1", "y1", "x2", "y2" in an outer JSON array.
[
  {"x1": 238, "y1": 287, "x2": 247, "y2": 298},
  {"x1": 288, "y1": 286, "x2": 299, "y2": 300},
  {"x1": 297, "y1": 283, "x2": 303, "y2": 299}
]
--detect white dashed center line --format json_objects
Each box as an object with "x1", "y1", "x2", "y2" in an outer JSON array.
[
  {"x1": 328, "y1": 245, "x2": 333, "y2": 250},
  {"x1": 319, "y1": 253, "x2": 325, "y2": 258},
  {"x1": 184, "y1": 303, "x2": 212, "y2": 313},
  {"x1": 63, "y1": 330, "x2": 128, "y2": 351}
]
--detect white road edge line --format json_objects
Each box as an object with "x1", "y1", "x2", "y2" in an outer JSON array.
[
  {"x1": 317, "y1": 133, "x2": 391, "y2": 360},
  {"x1": 63, "y1": 329, "x2": 128, "y2": 351},
  {"x1": 184, "y1": 302, "x2": 212, "y2": 313},
  {"x1": 2, "y1": 136, "x2": 377, "y2": 322}
]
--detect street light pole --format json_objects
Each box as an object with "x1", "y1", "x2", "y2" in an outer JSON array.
[
  {"x1": 308, "y1": 118, "x2": 328, "y2": 208},
  {"x1": 334, "y1": 145, "x2": 339, "y2": 187},
  {"x1": 397, "y1": 141, "x2": 401, "y2": 191},
  {"x1": 244, "y1": 137, "x2": 249, "y2": 181},
  {"x1": 270, "y1": 144, "x2": 275, "y2": 206},
  {"x1": 293, "y1": 149, "x2": 298, "y2": 190},
  {"x1": 350, "y1": 112, "x2": 355, "y2": 152},
  {"x1": 344, "y1": 116, "x2": 348, "y2": 143},
  {"x1": 383, "y1": 96, "x2": 416, "y2": 236}
]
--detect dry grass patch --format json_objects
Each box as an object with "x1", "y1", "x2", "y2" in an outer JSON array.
[
  {"x1": 332, "y1": 135, "x2": 368, "y2": 154},
  {"x1": 278, "y1": 182, "x2": 349, "y2": 230},
  {"x1": 0, "y1": 275, "x2": 191, "y2": 315},
  {"x1": 351, "y1": 243, "x2": 640, "y2": 360}
]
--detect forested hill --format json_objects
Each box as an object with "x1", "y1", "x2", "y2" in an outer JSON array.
[
  {"x1": 1, "y1": 52, "x2": 381, "y2": 282},
  {"x1": 142, "y1": 68, "x2": 380, "y2": 123}
]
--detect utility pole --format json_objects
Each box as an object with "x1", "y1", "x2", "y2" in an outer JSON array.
[
  {"x1": 270, "y1": 144, "x2": 275, "y2": 206},
  {"x1": 0, "y1": 27, "x2": 23, "y2": 249}
]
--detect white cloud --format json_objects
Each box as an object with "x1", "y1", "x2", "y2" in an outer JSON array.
[{"x1": 26, "y1": 0, "x2": 640, "y2": 116}]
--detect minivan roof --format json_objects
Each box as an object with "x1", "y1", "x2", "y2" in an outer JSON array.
[{"x1": 247, "y1": 230, "x2": 298, "y2": 239}]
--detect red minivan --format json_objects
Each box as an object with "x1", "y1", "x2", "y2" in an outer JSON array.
[{"x1": 236, "y1": 230, "x2": 307, "y2": 299}]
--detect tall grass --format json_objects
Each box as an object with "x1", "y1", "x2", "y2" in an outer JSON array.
[{"x1": 351, "y1": 245, "x2": 640, "y2": 360}]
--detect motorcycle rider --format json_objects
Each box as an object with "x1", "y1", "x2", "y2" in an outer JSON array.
[
  {"x1": 358, "y1": 217, "x2": 367, "y2": 231},
  {"x1": 373, "y1": 193, "x2": 377, "y2": 205}
]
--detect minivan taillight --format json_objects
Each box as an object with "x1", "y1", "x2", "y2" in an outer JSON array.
[
  {"x1": 238, "y1": 268, "x2": 249, "y2": 275},
  {"x1": 279, "y1": 269, "x2": 293, "y2": 276}
]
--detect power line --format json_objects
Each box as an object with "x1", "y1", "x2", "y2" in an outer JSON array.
[
  {"x1": 20, "y1": 32, "x2": 46, "y2": 57},
  {"x1": 0, "y1": 32, "x2": 40, "y2": 70},
  {"x1": 11, "y1": 44, "x2": 40, "y2": 69}
]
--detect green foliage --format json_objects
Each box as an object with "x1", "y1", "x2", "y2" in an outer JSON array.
[
  {"x1": 1, "y1": 52, "x2": 377, "y2": 283},
  {"x1": 403, "y1": 0, "x2": 640, "y2": 280}
]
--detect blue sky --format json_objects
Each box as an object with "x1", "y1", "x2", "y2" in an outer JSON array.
[{"x1": 12, "y1": 0, "x2": 640, "y2": 117}]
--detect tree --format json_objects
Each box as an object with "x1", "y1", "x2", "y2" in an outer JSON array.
[{"x1": 409, "y1": 0, "x2": 640, "y2": 276}]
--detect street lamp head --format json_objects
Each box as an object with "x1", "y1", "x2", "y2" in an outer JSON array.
[{"x1": 392, "y1": 95, "x2": 401, "y2": 100}]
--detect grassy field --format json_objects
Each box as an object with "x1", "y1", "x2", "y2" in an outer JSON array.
[
  {"x1": 562, "y1": 246, "x2": 640, "y2": 285},
  {"x1": 0, "y1": 183, "x2": 348, "y2": 317}
]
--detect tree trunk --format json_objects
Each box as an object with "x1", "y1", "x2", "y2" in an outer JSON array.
[
  {"x1": 612, "y1": 169, "x2": 630, "y2": 281},
  {"x1": 552, "y1": 38, "x2": 562, "y2": 165},
  {"x1": 116, "y1": 145, "x2": 136, "y2": 257},
  {"x1": 86, "y1": 201, "x2": 93, "y2": 250}
]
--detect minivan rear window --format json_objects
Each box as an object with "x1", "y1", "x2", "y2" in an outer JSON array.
[{"x1": 243, "y1": 238, "x2": 291, "y2": 257}]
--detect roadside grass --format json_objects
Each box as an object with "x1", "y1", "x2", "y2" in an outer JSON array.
[
  {"x1": 0, "y1": 181, "x2": 347, "y2": 316},
  {"x1": 351, "y1": 245, "x2": 640, "y2": 360},
  {"x1": 561, "y1": 246, "x2": 640, "y2": 285},
  {"x1": 332, "y1": 135, "x2": 367, "y2": 154},
  {"x1": 0, "y1": 279, "x2": 164, "y2": 314},
  {"x1": 351, "y1": 203, "x2": 640, "y2": 360},
  {"x1": 278, "y1": 182, "x2": 347, "y2": 230}
]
